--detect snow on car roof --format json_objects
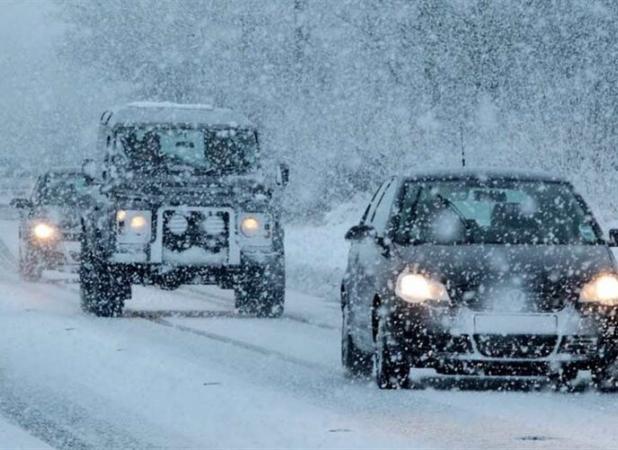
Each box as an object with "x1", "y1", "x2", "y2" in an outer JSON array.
[
  {"x1": 403, "y1": 169, "x2": 568, "y2": 184},
  {"x1": 102, "y1": 102, "x2": 255, "y2": 129}
]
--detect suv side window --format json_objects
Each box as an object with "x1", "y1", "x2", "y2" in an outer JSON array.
[{"x1": 370, "y1": 178, "x2": 399, "y2": 233}]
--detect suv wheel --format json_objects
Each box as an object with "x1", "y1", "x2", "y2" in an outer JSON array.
[
  {"x1": 79, "y1": 243, "x2": 130, "y2": 317},
  {"x1": 375, "y1": 315, "x2": 410, "y2": 389},
  {"x1": 341, "y1": 302, "x2": 372, "y2": 378},
  {"x1": 235, "y1": 262, "x2": 285, "y2": 318},
  {"x1": 593, "y1": 359, "x2": 618, "y2": 392}
]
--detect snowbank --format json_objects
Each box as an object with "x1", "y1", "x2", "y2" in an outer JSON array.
[{"x1": 285, "y1": 196, "x2": 367, "y2": 300}]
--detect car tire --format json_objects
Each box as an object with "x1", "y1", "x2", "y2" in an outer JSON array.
[
  {"x1": 374, "y1": 315, "x2": 410, "y2": 389},
  {"x1": 19, "y1": 247, "x2": 43, "y2": 282},
  {"x1": 79, "y1": 240, "x2": 129, "y2": 317},
  {"x1": 341, "y1": 302, "x2": 373, "y2": 378},
  {"x1": 235, "y1": 262, "x2": 285, "y2": 318},
  {"x1": 592, "y1": 359, "x2": 618, "y2": 392}
]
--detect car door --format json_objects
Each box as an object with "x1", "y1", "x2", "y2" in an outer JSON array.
[{"x1": 349, "y1": 178, "x2": 399, "y2": 351}]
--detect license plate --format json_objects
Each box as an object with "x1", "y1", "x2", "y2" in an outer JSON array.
[{"x1": 474, "y1": 314, "x2": 558, "y2": 334}]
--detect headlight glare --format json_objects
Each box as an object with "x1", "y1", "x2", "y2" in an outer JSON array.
[
  {"x1": 241, "y1": 216, "x2": 260, "y2": 236},
  {"x1": 396, "y1": 272, "x2": 449, "y2": 304},
  {"x1": 580, "y1": 274, "x2": 618, "y2": 305},
  {"x1": 116, "y1": 210, "x2": 151, "y2": 244},
  {"x1": 32, "y1": 222, "x2": 57, "y2": 240},
  {"x1": 130, "y1": 215, "x2": 147, "y2": 232}
]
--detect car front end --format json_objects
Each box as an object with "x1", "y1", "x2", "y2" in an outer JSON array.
[{"x1": 382, "y1": 246, "x2": 618, "y2": 381}]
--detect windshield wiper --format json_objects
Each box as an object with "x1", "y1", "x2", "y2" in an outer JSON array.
[{"x1": 435, "y1": 194, "x2": 473, "y2": 242}]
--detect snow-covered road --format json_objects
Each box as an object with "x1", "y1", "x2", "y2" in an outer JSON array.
[{"x1": 1, "y1": 219, "x2": 618, "y2": 449}]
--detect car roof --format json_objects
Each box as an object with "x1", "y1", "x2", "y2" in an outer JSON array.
[
  {"x1": 101, "y1": 102, "x2": 255, "y2": 129},
  {"x1": 401, "y1": 169, "x2": 570, "y2": 184},
  {"x1": 40, "y1": 169, "x2": 82, "y2": 179}
]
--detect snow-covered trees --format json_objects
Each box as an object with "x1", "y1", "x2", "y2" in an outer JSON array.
[{"x1": 51, "y1": 0, "x2": 618, "y2": 216}]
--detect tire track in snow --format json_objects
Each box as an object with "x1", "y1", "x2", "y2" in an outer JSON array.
[{"x1": 149, "y1": 316, "x2": 328, "y2": 371}]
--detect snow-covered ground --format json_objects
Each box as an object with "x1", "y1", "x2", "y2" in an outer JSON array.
[{"x1": 1, "y1": 216, "x2": 618, "y2": 449}]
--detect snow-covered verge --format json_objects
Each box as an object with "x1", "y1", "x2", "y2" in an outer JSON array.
[
  {"x1": 0, "y1": 416, "x2": 51, "y2": 450},
  {"x1": 285, "y1": 196, "x2": 368, "y2": 300}
]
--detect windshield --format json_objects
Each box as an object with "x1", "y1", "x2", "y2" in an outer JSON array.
[
  {"x1": 115, "y1": 126, "x2": 258, "y2": 175},
  {"x1": 35, "y1": 173, "x2": 89, "y2": 205},
  {"x1": 394, "y1": 180, "x2": 602, "y2": 245}
]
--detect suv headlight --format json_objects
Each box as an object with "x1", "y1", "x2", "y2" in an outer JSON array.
[
  {"x1": 395, "y1": 272, "x2": 450, "y2": 304},
  {"x1": 239, "y1": 213, "x2": 271, "y2": 238},
  {"x1": 580, "y1": 274, "x2": 618, "y2": 305},
  {"x1": 116, "y1": 209, "x2": 152, "y2": 243}
]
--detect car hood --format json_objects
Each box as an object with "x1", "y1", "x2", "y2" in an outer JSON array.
[
  {"x1": 33, "y1": 205, "x2": 82, "y2": 231},
  {"x1": 393, "y1": 244, "x2": 617, "y2": 311}
]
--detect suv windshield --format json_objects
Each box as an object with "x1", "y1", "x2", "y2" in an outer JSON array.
[
  {"x1": 36, "y1": 173, "x2": 89, "y2": 205},
  {"x1": 394, "y1": 179, "x2": 602, "y2": 245},
  {"x1": 115, "y1": 126, "x2": 258, "y2": 175}
]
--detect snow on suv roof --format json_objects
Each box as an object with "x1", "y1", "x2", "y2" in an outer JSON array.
[{"x1": 102, "y1": 102, "x2": 254, "y2": 129}]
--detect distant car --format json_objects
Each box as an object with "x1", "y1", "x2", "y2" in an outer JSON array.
[
  {"x1": 11, "y1": 170, "x2": 90, "y2": 280},
  {"x1": 342, "y1": 171, "x2": 618, "y2": 391}
]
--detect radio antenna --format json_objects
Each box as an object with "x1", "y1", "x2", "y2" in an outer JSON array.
[{"x1": 460, "y1": 123, "x2": 466, "y2": 168}]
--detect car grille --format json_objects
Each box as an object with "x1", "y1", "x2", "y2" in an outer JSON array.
[
  {"x1": 474, "y1": 334, "x2": 558, "y2": 359},
  {"x1": 162, "y1": 210, "x2": 230, "y2": 252}
]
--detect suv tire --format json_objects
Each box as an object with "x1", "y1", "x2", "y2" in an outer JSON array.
[
  {"x1": 235, "y1": 262, "x2": 285, "y2": 318},
  {"x1": 79, "y1": 240, "x2": 129, "y2": 317}
]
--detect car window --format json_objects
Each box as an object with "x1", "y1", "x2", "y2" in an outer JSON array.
[{"x1": 394, "y1": 179, "x2": 602, "y2": 245}]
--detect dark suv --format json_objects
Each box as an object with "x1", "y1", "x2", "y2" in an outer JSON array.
[
  {"x1": 342, "y1": 171, "x2": 618, "y2": 390},
  {"x1": 11, "y1": 170, "x2": 89, "y2": 280},
  {"x1": 80, "y1": 102, "x2": 288, "y2": 317}
]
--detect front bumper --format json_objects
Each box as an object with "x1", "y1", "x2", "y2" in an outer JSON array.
[{"x1": 388, "y1": 298, "x2": 618, "y2": 372}]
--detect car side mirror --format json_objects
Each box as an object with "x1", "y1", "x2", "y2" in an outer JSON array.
[
  {"x1": 345, "y1": 224, "x2": 375, "y2": 241},
  {"x1": 82, "y1": 159, "x2": 99, "y2": 185},
  {"x1": 276, "y1": 163, "x2": 290, "y2": 187},
  {"x1": 10, "y1": 198, "x2": 32, "y2": 209},
  {"x1": 609, "y1": 229, "x2": 618, "y2": 247}
]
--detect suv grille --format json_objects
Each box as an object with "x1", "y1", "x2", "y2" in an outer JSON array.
[
  {"x1": 474, "y1": 334, "x2": 557, "y2": 359},
  {"x1": 162, "y1": 210, "x2": 229, "y2": 252}
]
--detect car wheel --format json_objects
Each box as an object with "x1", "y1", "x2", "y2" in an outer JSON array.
[
  {"x1": 79, "y1": 241, "x2": 129, "y2": 317},
  {"x1": 235, "y1": 262, "x2": 285, "y2": 318},
  {"x1": 374, "y1": 315, "x2": 410, "y2": 389},
  {"x1": 341, "y1": 302, "x2": 372, "y2": 378},
  {"x1": 592, "y1": 359, "x2": 618, "y2": 392},
  {"x1": 18, "y1": 246, "x2": 43, "y2": 281}
]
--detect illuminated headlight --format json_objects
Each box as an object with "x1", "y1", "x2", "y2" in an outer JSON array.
[
  {"x1": 32, "y1": 222, "x2": 57, "y2": 240},
  {"x1": 395, "y1": 272, "x2": 450, "y2": 304},
  {"x1": 240, "y1": 213, "x2": 270, "y2": 238},
  {"x1": 580, "y1": 274, "x2": 618, "y2": 306},
  {"x1": 116, "y1": 210, "x2": 151, "y2": 243}
]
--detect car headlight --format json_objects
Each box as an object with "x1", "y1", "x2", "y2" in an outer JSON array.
[
  {"x1": 32, "y1": 222, "x2": 57, "y2": 241},
  {"x1": 240, "y1": 213, "x2": 271, "y2": 238},
  {"x1": 580, "y1": 274, "x2": 618, "y2": 305},
  {"x1": 395, "y1": 272, "x2": 450, "y2": 304},
  {"x1": 116, "y1": 210, "x2": 151, "y2": 243}
]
